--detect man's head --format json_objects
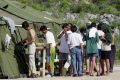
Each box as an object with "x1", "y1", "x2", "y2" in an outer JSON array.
[
  {"x1": 97, "y1": 23, "x2": 102, "y2": 30},
  {"x1": 39, "y1": 25, "x2": 48, "y2": 34},
  {"x1": 79, "y1": 27, "x2": 86, "y2": 34},
  {"x1": 22, "y1": 21, "x2": 29, "y2": 30},
  {"x1": 71, "y1": 25, "x2": 77, "y2": 32},
  {"x1": 62, "y1": 23, "x2": 71, "y2": 32},
  {"x1": 90, "y1": 22, "x2": 96, "y2": 28}
]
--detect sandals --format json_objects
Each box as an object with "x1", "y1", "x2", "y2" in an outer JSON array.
[
  {"x1": 96, "y1": 72, "x2": 100, "y2": 76},
  {"x1": 86, "y1": 72, "x2": 90, "y2": 75},
  {"x1": 90, "y1": 73, "x2": 94, "y2": 76},
  {"x1": 100, "y1": 73, "x2": 105, "y2": 76}
]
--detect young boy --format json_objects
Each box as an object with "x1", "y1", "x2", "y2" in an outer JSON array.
[{"x1": 39, "y1": 25, "x2": 56, "y2": 77}]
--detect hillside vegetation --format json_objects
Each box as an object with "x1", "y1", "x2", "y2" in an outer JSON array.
[{"x1": 14, "y1": 0, "x2": 120, "y2": 16}]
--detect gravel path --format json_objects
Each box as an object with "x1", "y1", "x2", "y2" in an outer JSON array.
[{"x1": 11, "y1": 66, "x2": 120, "y2": 80}]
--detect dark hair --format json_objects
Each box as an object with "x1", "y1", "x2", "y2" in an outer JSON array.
[
  {"x1": 79, "y1": 27, "x2": 86, "y2": 33},
  {"x1": 62, "y1": 23, "x2": 69, "y2": 29},
  {"x1": 22, "y1": 21, "x2": 29, "y2": 28},
  {"x1": 97, "y1": 23, "x2": 102, "y2": 30},
  {"x1": 101, "y1": 23, "x2": 111, "y2": 33},
  {"x1": 39, "y1": 25, "x2": 47, "y2": 31},
  {"x1": 71, "y1": 25, "x2": 77, "y2": 32},
  {"x1": 90, "y1": 22, "x2": 96, "y2": 28},
  {"x1": 87, "y1": 25, "x2": 92, "y2": 29}
]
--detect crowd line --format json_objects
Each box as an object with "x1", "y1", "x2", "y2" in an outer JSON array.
[{"x1": 21, "y1": 21, "x2": 116, "y2": 78}]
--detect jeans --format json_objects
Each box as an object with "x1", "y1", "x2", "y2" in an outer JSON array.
[{"x1": 70, "y1": 47, "x2": 82, "y2": 75}]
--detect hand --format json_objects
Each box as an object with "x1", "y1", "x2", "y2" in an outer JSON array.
[{"x1": 23, "y1": 42, "x2": 27, "y2": 46}]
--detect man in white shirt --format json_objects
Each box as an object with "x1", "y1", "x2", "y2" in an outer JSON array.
[
  {"x1": 68, "y1": 25, "x2": 83, "y2": 77},
  {"x1": 57, "y1": 23, "x2": 72, "y2": 76},
  {"x1": 39, "y1": 25, "x2": 56, "y2": 76}
]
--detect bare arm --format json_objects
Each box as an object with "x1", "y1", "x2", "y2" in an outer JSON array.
[
  {"x1": 80, "y1": 43, "x2": 83, "y2": 54},
  {"x1": 57, "y1": 31, "x2": 64, "y2": 39},
  {"x1": 112, "y1": 33, "x2": 115, "y2": 45}
]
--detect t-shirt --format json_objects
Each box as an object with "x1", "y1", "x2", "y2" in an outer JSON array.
[
  {"x1": 101, "y1": 32, "x2": 112, "y2": 51},
  {"x1": 86, "y1": 32, "x2": 99, "y2": 54},
  {"x1": 101, "y1": 43, "x2": 111, "y2": 51},
  {"x1": 68, "y1": 32, "x2": 83, "y2": 49},
  {"x1": 45, "y1": 31, "x2": 56, "y2": 47},
  {"x1": 97, "y1": 30, "x2": 105, "y2": 49},
  {"x1": 66, "y1": 31, "x2": 72, "y2": 35},
  {"x1": 59, "y1": 31, "x2": 72, "y2": 53}
]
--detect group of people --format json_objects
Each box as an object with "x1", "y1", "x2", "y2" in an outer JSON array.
[{"x1": 21, "y1": 21, "x2": 116, "y2": 78}]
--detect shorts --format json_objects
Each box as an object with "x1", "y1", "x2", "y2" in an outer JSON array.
[
  {"x1": 101, "y1": 51, "x2": 110, "y2": 59},
  {"x1": 59, "y1": 53, "x2": 68, "y2": 60},
  {"x1": 96, "y1": 49, "x2": 102, "y2": 58},
  {"x1": 86, "y1": 53, "x2": 97, "y2": 59}
]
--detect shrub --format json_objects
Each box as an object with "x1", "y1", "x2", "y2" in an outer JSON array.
[
  {"x1": 70, "y1": 1, "x2": 99, "y2": 13},
  {"x1": 101, "y1": 6, "x2": 118, "y2": 14}
]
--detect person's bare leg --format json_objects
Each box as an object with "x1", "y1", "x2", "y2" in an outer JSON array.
[
  {"x1": 86, "y1": 58, "x2": 90, "y2": 74},
  {"x1": 101, "y1": 59, "x2": 105, "y2": 75},
  {"x1": 106, "y1": 59, "x2": 110, "y2": 75},
  {"x1": 91, "y1": 58, "x2": 94, "y2": 76},
  {"x1": 89, "y1": 58, "x2": 93, "y2": 76},
  {"x1": 93, "y1": 56, "x2": 100, "y2": 76},
  {"x1": 99, "y1": 59, "x2": 102, "y2": 74}
]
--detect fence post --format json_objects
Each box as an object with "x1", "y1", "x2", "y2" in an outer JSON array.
[{"x1": 42, "y1": 49, "x2": 46, "y2": 77}]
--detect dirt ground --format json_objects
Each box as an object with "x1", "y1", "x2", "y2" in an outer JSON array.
[{"x1": 15, "y1": 66, "x2": 120, "y2": 80}]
